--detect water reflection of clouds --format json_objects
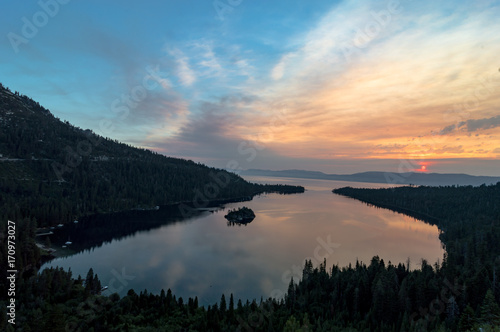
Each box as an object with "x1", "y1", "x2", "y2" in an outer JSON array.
[
  {"x1": 341, "y1": 218, "x2": 382, "y2": 232},
  {"x1": 257, "y1": 214, "x2": 291, "y2": 223},
  {"x1": 42, "y1": 177, "x2": 445, "y2": 302},
  {"x1": 163, "y1": 261, "x2": 185, "y2": 287},
  {"x1": 341, "y1": 213, "x2": 434, "y2": 237},
  {"x1": 147, "y1": 254, "x2": 163, "y2": 268},
  {"x1": 373, "y1": 213, "x2": 441, "y2": 236}
]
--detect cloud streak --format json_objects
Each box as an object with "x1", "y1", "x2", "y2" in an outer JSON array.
[
  {"x1": 3, "y1": 0, "x2": 500, "y2": 174},
  {"x1": 459, "y1": 115, "x2": 500, "y2": 132},
  {"x1": 141, "y1": 0, "x2": 500, "y2": 167},
  {"x1": 169, "y1": 48, "x2": 196, "y2": 87}
]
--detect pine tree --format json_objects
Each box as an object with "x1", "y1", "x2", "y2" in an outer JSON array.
[
  {"x1": 283, "y1": 315, "x2": 301, "y2": 332},
  {"x1": 93, "y1": 273, "x2": 101, "y2": 294},
  {"x1": 229, "y1": 293, "x2": 235, "y2": 319},
  {"x1": 480, "y1": 289, "x2": 500, "y2": 326},
  {"x1": 85, "y1": 268, "x2": 94, "y2": 294},
  {"x1": 44, "y1": 305, "x2": 66, "y2": 332},
  {"x1": 220, "y1": 294, "x2": 227, "y2": 314},
  {"x1": 458, "y1": 304, "x2": 476, "y2": 331}
]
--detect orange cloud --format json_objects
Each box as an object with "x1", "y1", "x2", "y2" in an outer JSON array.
[{"x1": 235, "y1": 3, "x2": 500, "y2": 162}]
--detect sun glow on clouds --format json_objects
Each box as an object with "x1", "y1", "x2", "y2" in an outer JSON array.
[
  {"x1": 139, "y1": 0, "x2": 500, "y2": 171},
  {"x1": 4, "y1": 0, "x2": 497, "y2": 173},
  {"x1": 271, "y1": 5, "x2": 498, "y2": 153}
]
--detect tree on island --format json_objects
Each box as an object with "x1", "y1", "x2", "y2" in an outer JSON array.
[{"x1": 224, "y1": 206, "x2": 255, "y2": 223}]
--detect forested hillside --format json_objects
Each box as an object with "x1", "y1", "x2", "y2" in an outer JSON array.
[
  {"x1": 5, "y1": 181, "x2": 500, "y2": 332},
  {"x1": 0, "y1": 83, "x2": 303, "y2": 318},
  {"x1": 333, "y1": 184, "x2": 500, "y2": 281},
  {"x1": 332, "y1": 184, "x2": 500, "y2": 331},
  {"x1": 0, "y1": 83, "x2": 302, "y2": 229}
]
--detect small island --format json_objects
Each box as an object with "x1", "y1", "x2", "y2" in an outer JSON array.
[{"x1": 224, "y1": 206, "x2": 255, "y2": 224}]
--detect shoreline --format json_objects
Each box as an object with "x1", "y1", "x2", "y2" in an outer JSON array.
[{"x1": 35, "y1": 192, "x2": 281, "y2": 267}]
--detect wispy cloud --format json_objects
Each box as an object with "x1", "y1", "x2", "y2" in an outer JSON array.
[
  {"x1": 5, "y1": 0, "x2": 499, "y2": 173},
  {"x1": 458, "y1": 115, "x2": 500, "y2": 132},
  {"x1": 192, "y1": 41, "x2": 223, "y2": 77},
  {"x1": 145, "y1": 0, "x2": 500, "y2": 165},
  {"x1": 143, "y1": 93, "x2": 258, "y2": 159},
  {"x1": 169, "y1": 48, "x2": 196, "y2": 87},
  {"x1": 271, "y1": 53, "x2": 296, "y2": 80},
  {"x1": 436, "y1": 114, "x2": 500, "y2": 137},
  {"x1": 439, "y1": 124, "x2": 457, "y2": 135},
  {"x1": 231, "y1": 0, "x2": 500, "y2": 161}
]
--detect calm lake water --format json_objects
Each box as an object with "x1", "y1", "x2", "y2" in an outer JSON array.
[{"x1": 42, "y1": 176, "x2": 444, "y2": 304}]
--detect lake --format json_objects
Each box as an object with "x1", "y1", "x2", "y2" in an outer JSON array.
[{"x1": 42, "y1": 176, "x2": 444, "y2": 305}]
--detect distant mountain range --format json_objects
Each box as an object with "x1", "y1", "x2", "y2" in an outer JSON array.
[{"x1": 242, "y1": 169, "x2": 500, "y2": 186}]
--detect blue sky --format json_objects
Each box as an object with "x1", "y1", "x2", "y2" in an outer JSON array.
[{"x1": 1, "y1": 0, "x2": 500, "y2": 175}]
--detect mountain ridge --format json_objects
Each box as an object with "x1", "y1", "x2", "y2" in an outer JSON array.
[{"x1": 242, "y1": 168, "x2": 500, "y2": 186}]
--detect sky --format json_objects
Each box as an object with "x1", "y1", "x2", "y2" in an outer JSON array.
[{"x1": 1, "y1": 0, "x2": 500, "y2": 176}]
